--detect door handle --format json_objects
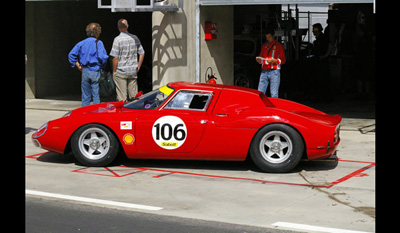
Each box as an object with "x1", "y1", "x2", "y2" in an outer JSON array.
[
  {"x1": 215, "y1": 114, "x2": 228, "y2": 117},
  {"x1": 200, "y1": 120, "x2": 208, "y2": 124}
]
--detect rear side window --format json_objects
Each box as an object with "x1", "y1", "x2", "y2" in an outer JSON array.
[
  {"x1": 165, "y1": 91, "x2": 212, "y2": 111},
  {"x1": 259, "y1": 93, "x2": 274, "y2": 107}
]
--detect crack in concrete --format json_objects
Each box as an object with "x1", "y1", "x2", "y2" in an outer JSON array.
[{"x1": 298, "y1": 172, "x2": 375, "y2": 219}]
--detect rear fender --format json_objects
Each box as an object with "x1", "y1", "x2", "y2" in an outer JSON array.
[{"x1": 268, "y1": 98, "x2": 326, "y2": 115}]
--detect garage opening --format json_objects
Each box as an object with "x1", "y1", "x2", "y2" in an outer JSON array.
[
  {"x1": 26, "y1": 0, "x2": 153, "y2": 100},
  {"x1": 233, "y1": 5, "x2": 281, "y2": 90},
  {"x1": 232, "y1": 3, "x2": 374, "y2": 117}
]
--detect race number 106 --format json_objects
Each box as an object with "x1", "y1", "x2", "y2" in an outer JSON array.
[
  {"x1": 153, "y1": 123, "x2": 186, "y2": 141},
  {"x1": 152, "y1": 116, "x2": 187, "y2": 150}
]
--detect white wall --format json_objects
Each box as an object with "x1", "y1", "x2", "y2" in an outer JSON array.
[{"x1": 152, "y1": 1, "x2": 234, "y2": 88}]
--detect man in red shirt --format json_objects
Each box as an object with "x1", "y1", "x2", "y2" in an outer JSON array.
[{"x1": 256, "y1": 29, "x2": 286, "y2": 98}]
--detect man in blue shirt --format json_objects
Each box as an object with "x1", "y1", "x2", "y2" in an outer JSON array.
[{"x1": 68, "y1": 23, "x2": 109, "y2": 106}]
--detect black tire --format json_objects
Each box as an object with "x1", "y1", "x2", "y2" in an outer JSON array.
[
  {"x1": 250, "y1": 124, "x2": 304, "y2": 173},
  {"x1": 71, "y1": 124, "x2": 119, "y2": 167}
]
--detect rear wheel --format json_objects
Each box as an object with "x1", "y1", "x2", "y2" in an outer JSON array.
[
  {"x1": 71, "y1": 124, "x2": 119, "y2": 167},
  {"x1": 250, "y1": 124, "x2": 304, "y2": 173}
]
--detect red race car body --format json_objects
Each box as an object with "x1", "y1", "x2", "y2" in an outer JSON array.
[{"x1": 32, "y1": 82, "x2": 341, "y2": 172}]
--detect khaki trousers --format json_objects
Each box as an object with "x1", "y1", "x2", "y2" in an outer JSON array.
[{"x1": 113, "y1": 72, "x2": 138, "y2": 101}]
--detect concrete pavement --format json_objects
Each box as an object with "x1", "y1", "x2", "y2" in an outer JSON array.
[{"x1": 25, "y1": 99, "x2": 375, "y2": 232}]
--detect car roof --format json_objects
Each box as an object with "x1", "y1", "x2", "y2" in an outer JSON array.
[
  {"x1": 167, "y1": 82, "x2": 274, "y2": 108},
  {"x1": 168, "y1": 82, "x2": 262, "y2": 95}
]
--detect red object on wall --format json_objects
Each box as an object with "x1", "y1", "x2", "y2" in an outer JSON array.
[{"x1": 205, "y1": 21, "x2": 217, "y2": 40}]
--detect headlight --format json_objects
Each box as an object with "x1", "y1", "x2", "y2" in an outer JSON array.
[{"x1": 32, "y1": 122, "x2": 48, "y2": 139}]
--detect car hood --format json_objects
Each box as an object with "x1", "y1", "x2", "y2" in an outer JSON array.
[{"x1": 70, "y1": 101, "x2": 124, "y2": 116}]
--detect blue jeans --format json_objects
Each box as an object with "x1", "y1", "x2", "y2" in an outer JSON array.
[
  {"x1": 257, "y1": 69, "x2": 280, "y2": 98},
  {"x1": 81, "y1": 68, "x2": 100, "y2": 106}
]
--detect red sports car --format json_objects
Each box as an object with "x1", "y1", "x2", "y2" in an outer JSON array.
[{"x1": 32, "y1": 82, "x2": 341, "y2": 173}]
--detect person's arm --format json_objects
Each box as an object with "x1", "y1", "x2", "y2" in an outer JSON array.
[
  {"x1": 256, "y1": 44, "x2": 265, "y2": 64},
  {"x1": 97, "y1": 41, "x2": 109, "y2": 69},
  {"x1": 75, "y1": 62, "x2": 83, "y2": 72},
  {"x1": 136, "y1": 38, "x2": 145, "y2": 73},
  {"x1": 266, "y1": 57, "x2": 280, "y2": 64},
  {"x1": 112, "y1": 57, "x2": 118, "y2": 76},
  {"x1": 320, "y1": 42, "x2": 334, "y2": 60},
  {"x1": 137, "y1": 53, "x2": 145, "y2": 72},
  {"x1": 110, "y1": 38, "x2": 120, "y2": 76},
  {"x1": 68, "y1": 43, "x2": 81, "y2": 71},
  {"x1": 267, "y1": 44, "x2": 286, "y2": 65}
]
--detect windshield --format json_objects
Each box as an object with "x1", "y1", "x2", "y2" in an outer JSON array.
[{"x1": 124, "y1": 85, "x2": 175, "y2": 110}]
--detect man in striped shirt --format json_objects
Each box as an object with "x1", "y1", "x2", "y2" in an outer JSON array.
[{"x1": 110, "y1": 19, "x2": 145, "y2": 102}]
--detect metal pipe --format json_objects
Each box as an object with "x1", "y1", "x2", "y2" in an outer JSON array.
[{"x1": 195, "y1": 0, "x2": 200, "y2": 82}]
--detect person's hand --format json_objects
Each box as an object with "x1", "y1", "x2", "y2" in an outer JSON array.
[
  {"x1": 256, "y1": 57, "x2": 263, "y2": 64},
  {"x1": 267, "y1": 58, "x2": 276, "y2": 63},
  {"x1": 75, "y1": 62, "x2": 83, "y2": 72}
]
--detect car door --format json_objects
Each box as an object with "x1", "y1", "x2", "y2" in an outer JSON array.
[{"x1": 135, "y1": 91, "x2": 213, "y2": 154}]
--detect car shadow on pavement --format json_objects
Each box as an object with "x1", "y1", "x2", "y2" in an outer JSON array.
[
  {"x1": 33, "y1": 152, "x2": 338, "y2": 174},
  {"x1": 294, "y1": 157, "x2": 339, "y2": 172},
  {"x1": 120, "y1": 157, "x2": 260, "y2": 172},
  {"x1": 115, "y1": 154, "x2": 339, "y2": 173},
  {"x1": 35, "y1": 152, "x2": 75, "y2": 164}
]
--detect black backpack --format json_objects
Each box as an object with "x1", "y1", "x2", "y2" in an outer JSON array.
[
  {"x1": 99, "y1": 70, "x2": 116, "y2": 97},
  {"x1": 95, "y1": 40, "x2": 116, "y2": 98},
  {"x1": 96, "y1": 39, "x2": 116, "y2": 97}
]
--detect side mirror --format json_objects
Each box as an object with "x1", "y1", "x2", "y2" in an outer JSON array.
[{"x1": 135, "y1": 91, "x2": 143, "y2": 98}]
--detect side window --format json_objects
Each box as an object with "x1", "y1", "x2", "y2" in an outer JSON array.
[{"x1": 165, "y1": 91, "x2": 212, "y2": 111}]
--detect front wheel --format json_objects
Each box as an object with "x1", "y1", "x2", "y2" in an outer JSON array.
[
  {"x1": 250, "y1": 124, "x2": 304, "y2": 173},
  {"x1": 71, "y1": 124, "x2": 119, "y2": 167}
]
